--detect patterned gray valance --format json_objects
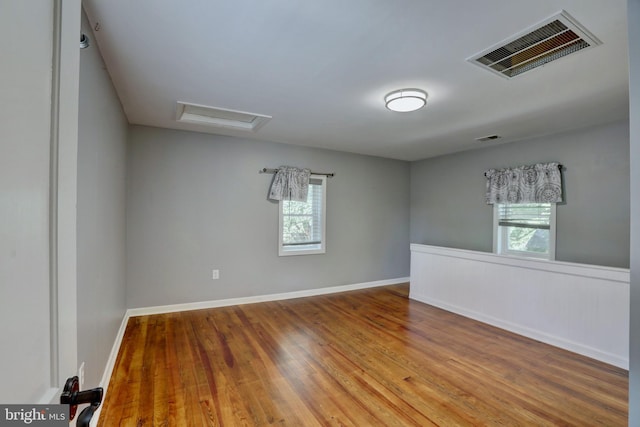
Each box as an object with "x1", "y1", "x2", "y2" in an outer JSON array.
[
  {"x1": 485, "y1": 162, "x2": 562, "y2": 204},
  {"x1": 268, "y1": 166, "x2": 311, "y2": 202}
]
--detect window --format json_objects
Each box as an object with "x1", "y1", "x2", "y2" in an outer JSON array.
[
  {"x1": 493, "y1": 203, "x2": 556, "y2": 260},
  {"x1": 279, "y1": 176, "x2": 326, "y2": 256}
]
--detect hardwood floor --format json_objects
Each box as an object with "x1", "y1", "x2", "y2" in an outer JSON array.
[{"x1": 98, "y1": 284, "x2": 628, "y2": 426}]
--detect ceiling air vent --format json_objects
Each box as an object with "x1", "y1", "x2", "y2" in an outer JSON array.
[
  {"x1": 475, "y1": 134, "x2": 502, "y2": 142},
  {"x1": 176, "y1": 101, "x2": 271, "y2": 132},
  {"x1": 467, "y1": 10, "x2": 601, "y2": 78}
]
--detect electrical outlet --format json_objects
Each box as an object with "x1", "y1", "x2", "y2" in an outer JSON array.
[
  {"x1": 78, "y1": 362, "x2": 85, "y2": 387},
  {"x1": 212, "y1": 269, "x2": 219, "y2": 280}
]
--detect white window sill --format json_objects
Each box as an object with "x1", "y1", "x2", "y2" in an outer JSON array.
[{"x1": 279, "y1": 245, "x2": 325, "y2": 257}]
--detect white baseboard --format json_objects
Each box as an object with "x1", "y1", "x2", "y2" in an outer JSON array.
[
  {"x1": 93, "y1": 277, "x2": 409, "y2": 425},
  {"x1": 411, "y1": 292, "x2": 628, "y2": 369},
  {"x1": 127, "y1": 277, "x2": 409, "y2": 317},
  {"x1": 90, "y1": 310, "x2": 131, "y2": 427},
  {"x1": 36, "y1": 387, "x2": 60, "y2": 404}
]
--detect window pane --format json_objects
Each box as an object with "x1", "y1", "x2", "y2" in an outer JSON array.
[
  {"x1": 495, "y1": 202, "x2": 554, "y2": 259},
  {"x1": 282, "y1": 181, "x2": 322, "y2": 246},
  {"x1": 506, "y1": 226, "x2": 549, "y2": 253},
  {"x1": 278, "y1": 176, "x2": 326, "y2": 257}
]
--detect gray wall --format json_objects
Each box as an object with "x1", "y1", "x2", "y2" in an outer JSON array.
[
  {"x1": 410, "y1": 120, "x2": 630, "y2": 268},
  {"x1": 628, "y1": 0, "x2": 639, "y2": 423},
  {"x1": 0, "y1": 1, "x2": 54, "y2": 403},
  {"x1": 77, "y1": 12, "x2": 128, "y2": 388},
  {"x1": 126, "y1": 126, "x2": 410, "y2": 308}
]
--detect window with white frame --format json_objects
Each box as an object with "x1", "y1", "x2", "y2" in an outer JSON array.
[
  {"x1": 493, "y1": 202, "x2": 556, "y2": 260},
  {"x1": 278, "y1": 176, "x2": 326, "y2": 256}
]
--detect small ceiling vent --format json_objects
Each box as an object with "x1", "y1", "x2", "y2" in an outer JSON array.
[
  {"x1": 475, "y1": 134, "x2": 502, "y2": 142},
  {"x1": 176, "y1": 101, "x2": 271, "y2": 132},
  {"x1": 467, "y1": 10, "x2": 601, "y2": 78}
]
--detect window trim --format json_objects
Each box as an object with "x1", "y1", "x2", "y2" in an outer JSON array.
[
  {"x1": 493, "y1": 203, "x2": 556, "y2": 260},
  {"x1": 278, "y1": 175, "x2": 326, "y2": 256}
]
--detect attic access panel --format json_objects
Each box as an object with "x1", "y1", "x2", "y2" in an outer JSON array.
[
  {"x1": 176, "y1": 101, "x2": 271, "y2": 132},
  {"x1": 467, "y1": 10, "x2": 601, "y2": 78}
]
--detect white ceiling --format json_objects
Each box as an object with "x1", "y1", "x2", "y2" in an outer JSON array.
[{"x1": 83, "y1": 0, "x2": 629, "y2": 161}]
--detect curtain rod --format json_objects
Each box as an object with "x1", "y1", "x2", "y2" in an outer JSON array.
[
  {"x1": 259, "y1": 167, "x2": 335, "y2": 177},
  {"x1": 484, "y1": 163, "x2": 563, "y2": 177}
]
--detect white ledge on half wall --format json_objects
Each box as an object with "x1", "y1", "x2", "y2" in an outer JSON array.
[{"x1": 409, "y1": 244, "x2": 630, "y2": 369}]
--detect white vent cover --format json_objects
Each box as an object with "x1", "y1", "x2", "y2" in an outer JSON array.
[
  {"x1": 176, "y1": 101, "x2": 271, "y2": 132},
  {"x1": 467, "y1": 10, "x2": 601, "y2": 78}
]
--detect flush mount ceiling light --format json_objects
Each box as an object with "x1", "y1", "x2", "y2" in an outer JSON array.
[{"x1": 385, "y1": 89, "x2": 427, "y2": 112}]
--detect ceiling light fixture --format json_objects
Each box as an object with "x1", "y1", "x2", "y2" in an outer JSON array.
[{"x1": 385, "y1": 89, "x2": 427, "y2": 112}]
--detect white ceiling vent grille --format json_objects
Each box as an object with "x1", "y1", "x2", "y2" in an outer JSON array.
[
  {"x1": 467, "y1": 11, "x2": 601, "y2": 78},
  {"x1": 176, "y1": 101, "x2": 271, "y2": 132}
]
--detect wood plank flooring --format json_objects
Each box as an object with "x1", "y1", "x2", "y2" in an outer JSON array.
[{"x1": 98, "y1": 284, "x2": 628, "y2": 426}]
